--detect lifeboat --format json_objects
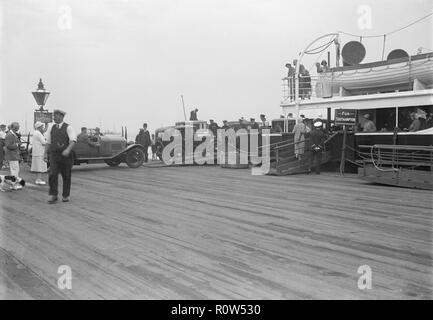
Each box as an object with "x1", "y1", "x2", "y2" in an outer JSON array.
[{"x1": 319, "y1": 52, "x2": 433, "y2": 95}]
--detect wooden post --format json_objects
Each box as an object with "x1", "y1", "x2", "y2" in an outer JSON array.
[
  {"x1": 340, "y1": 125, "x2": 347, "y2": 175},
  {"x1": 327, "y1": 107, "x2": 331, "y2": 131},
  {"x1": 392, "y1": 127, "x2": 398, "y2": 169}
]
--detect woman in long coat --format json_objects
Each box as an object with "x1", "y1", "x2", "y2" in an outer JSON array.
[{"x1": 292, "y1": 118, "x2": 307, "y2": 160}]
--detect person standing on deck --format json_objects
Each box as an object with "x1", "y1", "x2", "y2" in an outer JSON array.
[
  {"x1": 292, "y1": 118, "x2": 307, "y2": 160},
  {"x1": 260, "y1": 114, "x2": 269, "y2": 128},
  {"x1": 0, "y1": 124, "x2": 6, "y2": 170},
  {"x1": 283, "y1": 63, "x2": 295, "y2": 101},
  {"x1": 309, "y1": 119, "x2": 326, "y2": 174},
  {"x1": 190, "y1": 108, "x2": 198, "y2": 121},
  {"x1": 45, "y1": 109, "x2": 77, "y2": 204},
  {"x1": 250, "y1": 118, "x2": 260, "y2": 130},
  {"x1": 4, "y1": 122, "x2": 22, "y2": 190}
]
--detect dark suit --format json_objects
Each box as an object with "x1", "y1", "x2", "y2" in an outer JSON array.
[
  {"x1": 190, "y1": 111, "x2": 198, "y2": 121},
  {"x1": 48, "y1": 123, "x2": 73, "y2": 197},
  {"x1": 136, "y1": 130, "x2": 151, "y2": 162},
  {"x1": 309, "y1": 128, "x2": 326, "y2": 174}
]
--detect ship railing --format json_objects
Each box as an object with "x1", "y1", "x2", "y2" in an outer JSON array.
[
  {"x1": 282, "y1": 75, "x2": 329, "y2": 103},
  {"x1": 357, "y1": 144, "x2": 433, "y2": 171}
]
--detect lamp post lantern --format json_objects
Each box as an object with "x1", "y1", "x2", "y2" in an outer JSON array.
[
  {"x1": 32, "y1": 78, "x2": 50, "y2": 112},
  {"x1": 32, "y1": 79, "x2": 53, "y2": 125}
]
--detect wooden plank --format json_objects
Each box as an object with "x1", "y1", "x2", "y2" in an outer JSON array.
[{"x1": 0, "y1": 163, "x2": 432, "y2": 299}]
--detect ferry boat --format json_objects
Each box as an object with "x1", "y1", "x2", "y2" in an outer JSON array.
[{"x1": 280, "y1": 38, "x2": 433, "y2": 188}]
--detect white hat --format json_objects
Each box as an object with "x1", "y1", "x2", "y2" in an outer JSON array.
[
  {"x1": 314, "y1": 121, "x2": 323, "y2": 128},
  {"x1": 34, "y1": 121, "x2": 44, "y2": 129}
]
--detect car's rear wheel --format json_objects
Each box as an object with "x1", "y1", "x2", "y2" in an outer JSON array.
[
  {"x1": 125, "y1": 148, "x2": 144, "y2": 168},
  {"x1": 105, "y1": 158, "x2": 121, "y2": 167}
]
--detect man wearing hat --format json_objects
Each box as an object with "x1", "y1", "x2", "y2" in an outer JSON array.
[
  {"x1": 309, "y1": 119, "x2": 326, "y2": 174},
  {"x1": 363, "y1": 114, "x2": 377, "y2": 132},
  {"x1": 4, "y1": 122, "x2": 22, "y2": 189},
  {"x1": 44, "y1": 109, "x2": 77, "y2": 203},
  {"x1": 208, "y1": 119, "x2": 219, "y2": 136},
  {"x1": 260, "y1": 114, "x2": 269, "y2": 127},
  {"x1": 238, "y1": 118, "x2": 247, "y2": 130},
  {"x1": 250, "y1": 118, "x2": 259, "y2": 130},
  {"x1": 190, "y1": 108, "x2": 198, "y2": 121}
]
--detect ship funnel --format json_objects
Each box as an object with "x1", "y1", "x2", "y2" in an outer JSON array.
[
  {"x1": 342, "y1": 41, "x2": 366, "y2": 66},
  {"x1": 387, "y1": 49, "x2": 409, "y2": 60}
]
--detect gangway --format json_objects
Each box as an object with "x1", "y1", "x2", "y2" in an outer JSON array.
[{"x1": 267, "y1": 137, "x2": 332, "y2": 176}]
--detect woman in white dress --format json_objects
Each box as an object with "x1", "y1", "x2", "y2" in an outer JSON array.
[{"x1": 31, "y1": 121, "x2": 47, "y2": 185}]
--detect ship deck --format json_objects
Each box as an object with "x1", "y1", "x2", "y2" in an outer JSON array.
[{"x1": 0, "y1": 163, "x2": 432, "y2": 299}]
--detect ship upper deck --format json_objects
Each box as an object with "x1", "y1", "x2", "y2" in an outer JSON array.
[{"x1": 281, "y1": 88, "x2": 433, "y2": 111}]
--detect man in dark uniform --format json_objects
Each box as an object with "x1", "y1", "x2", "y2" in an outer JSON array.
[
  {"x1": 141, "y1": 123, "x2": 152, "y2": 162},
  {"x1": 309, "y1": 119, "x2": 326, "y2": 174},
  {"x1": 44, "y1": 109, "x2": 77, "y2": 203},
  {"x1": 190, "y1": 108, "x2": 198, "y2": 121}
]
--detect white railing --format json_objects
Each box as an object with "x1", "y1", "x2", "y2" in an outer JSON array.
[{"x1": 282, "y1": 76, "x2": 322, "y2": 102}]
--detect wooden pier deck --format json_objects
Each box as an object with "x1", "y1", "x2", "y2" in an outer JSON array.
[{"x1": 0, "y1": 163, "x2": 432, "y2": 299}]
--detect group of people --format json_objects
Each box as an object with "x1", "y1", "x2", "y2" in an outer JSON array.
[
  {"x1": 283, "y1": 59, "x2": 313, "y2": 101},
  {"x1": 291, "y1": 115, "x2": 327, "y2": 174},
  {"x1": 1, "y1": 109, "x2": 76, "y2": 204},
  {"x1": 77, "y1": 127, "x2": 103, "y2": 147},
  {"x1": 189, "y1": 111, "x2": 271, "y2": 133}
]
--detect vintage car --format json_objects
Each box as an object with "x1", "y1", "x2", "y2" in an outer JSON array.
[{"x1": 73, "y1": 132, "x2": 145, "y2": 168}]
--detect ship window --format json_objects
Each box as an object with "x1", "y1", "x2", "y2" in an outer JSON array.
[
  {"x1": 397, "y1": 105, "x2": 433, "y2": 131},
  {"x1": 358, "y1": 108, "x2": 395, "y2": 132}
]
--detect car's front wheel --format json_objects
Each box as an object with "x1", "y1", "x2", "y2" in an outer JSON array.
[{"x1": 125, "y1": 148, "x2": 144, "y2": 168}]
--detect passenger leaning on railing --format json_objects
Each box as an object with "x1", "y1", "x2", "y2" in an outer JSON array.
[
  {"x1": 282, "y1": 63, "x2": 296, "y2": 101},
  {"x1": 299, "y1": 64, "x2": 312, "y2": 100}
]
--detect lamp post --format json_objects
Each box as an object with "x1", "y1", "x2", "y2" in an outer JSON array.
[
  {"x1": 32, "y1": 78, "x2": 50, "y2": 112},
  {"x1": 32, "y1": 79, "x2": 53, "y2": 125}
]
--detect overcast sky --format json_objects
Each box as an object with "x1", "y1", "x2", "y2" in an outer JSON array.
[{"x1": 0, "y1": 0, "x2": 432, "y2": 136}]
